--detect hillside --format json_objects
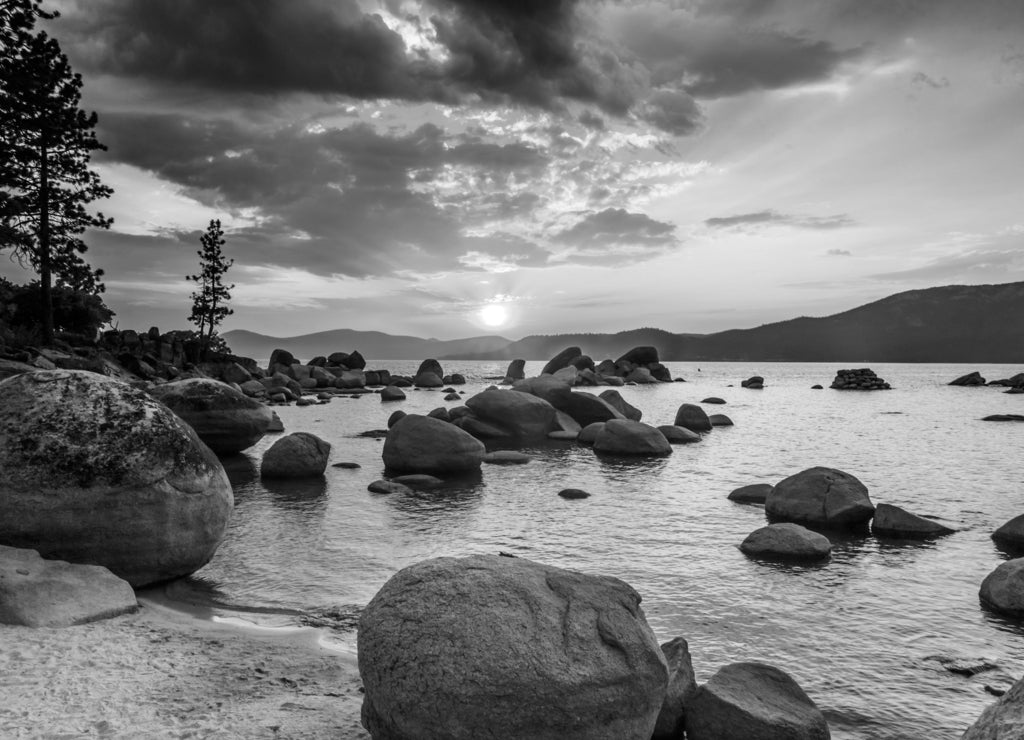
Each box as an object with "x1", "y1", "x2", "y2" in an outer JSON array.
[{"x1": 224, "y1": 282, "x2": 1024, "y2": 363}]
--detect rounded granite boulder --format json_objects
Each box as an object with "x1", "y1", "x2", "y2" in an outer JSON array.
[
  {"x1": 148, "y1": 377, "x2": 273, "y2": 454},
  {"x1": 979, "y1": 558, "x2": 1024, "y2": 617},
  {"x1": 0, "y1": 370, "x2": 232, "y2": 587},
  {"x1": 766, "y1": 467, "x2": 875, "y2": 530},
  {"x1": 740, "y1": 523, "x2": 832, "y2": 562},
  {"x1": 593, "y1": 419, "x2": 672, "y2": 456},
  {"x1": 992, "y1": 514, "x2": 1024, "y2": 554},
  {"x1": 382, "y1": 414, "x2": 485, "y2": 474},
  {"x1": 674, "y1": 403, "x2": 712, "y2": 433},
  {"x1": 358, "y1": 554, "x2": 668, "y2": 740},
  {"x1": 871, "y1": 503, "x2": 954, "y2": 539},
  {"x1": 260, "y1": 432, "x2": 331, "y2": 478},
  {"x1": 465, "y1": 388, "x2": 557, "y2": 442}
]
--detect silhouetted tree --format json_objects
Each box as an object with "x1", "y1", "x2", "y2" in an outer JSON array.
[
  {"x1": 0, "y1": 0, "x2": 112, "y2": 343},
  {"x1": 187, "y1": 219, "x2": 234, "y2": 351}
]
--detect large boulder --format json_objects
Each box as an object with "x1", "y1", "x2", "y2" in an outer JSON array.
[
  {"x1": 600, "y1": 389, "x2": 642, "y2": 421},
  {"x1": 979, "y1": 558, "x2": 1024, "y2": 617},
  {"x1": 0, "y1": 545, "x2": 138, "y2": 627},
  {"x1": 765, "y1": 467, "x2": 875, "y2": 530},
  {"x1": 413, "y1": 371, "x2": 444, "y2": 388},
  {"x1": 465, "y1": 389, "x2": 557, "y2": 442},
  {"x1": 268, "y1": 348, "x2": 295, "y2": 368},
  {"x1": 562, "y1": 391, "x2": 626, "y2": 427},
  {"x1": 962, "y1": 673, "x2": 1024, "y2": 739},
  {"x1": 658, "y1": 425, "x2": 701, "y2": 444},
  {"x1": 685, "y1": 662, "x2": 829, "y2": 740},
  {"x1": 383, "y1": 414, "x2": 485, "y2": 474},
  {"x1": 740, "y1": 523, "x2": 832, "y2": 562},
  {"x1": 674, "y1": 403, "x2": 712, "y2": 433},
  {"x1": 503, "y1": 359, "x2": 527, "y2": 383},
  {"x1": 593, "y1": 419, "x2": 672, "y2": 456},
  {"x1": 514, "y1": 374, "x2": 574, "y2": 407},
  {"x1": 541, "y1": 346, "x2": 582, "y2": 376},
  {"x1": 0, "y1": 370, "x2": 232, "y2": 587},
  {"x1": 148, "y1": 377, "x2": 274, "y2": 454},
  {"x1": 871, "y1": 503, "x2": 954, "y2": 538},
  {"x1": 415, "y1": 358, "x2": 444, "y2": 379},
  {"x1": 358, "y1": 554, "x2": 668, "y2": 740},
  {"x1": 616, "y1": 346, "x2": 660, "y2": 366},
  {"x1": 260, "y1": 432, "x2": 331, "y2": 478}
]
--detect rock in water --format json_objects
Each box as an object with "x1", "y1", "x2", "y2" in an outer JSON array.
[
  {"x1": 830, "y1": 367, "x2": 890, "y2": 390},
  {"x1": 740, "y1": 523, "x2": 832, "y2": 562},
  {"x1": 685, "y1": 662, "x2": 830, "y2": 740},
  {"x1": 728, "y1": 484, "x2": 773, "y2": 504},
  {"x1": 0, "y1": 370, "x2": 232, "y2": 587},
  {"x1": 979, "y1": 558, "x2": 1024, "y2": 617},
  {"x1": 358, "y1": 554, "x2": 668, "y2": 740},
  {"x1": 541, "y1": 346, "x2": 583, "y2": 376},
  {"x1": 658, "y1": 425, "x2": 701, "y2": 444},
  {"x1": 653, "y1": 637, "x2": 698, "y2": 740},
  {"x1": 949, "y1": 371, "x2": 986, "y2": 386},
  {"x1": 148, "y1": 377, "x2": 273, "y2": 454},
  {"x1": 261, "y1": 432, "x2": 331, "y2": 478},
  {"x1": 465, "y1": 388, "x2": 557, "y2": 442},
  {"x1": 766, "y1": 467, "x2": 875, "y2": 530},
  {"x1": 992, "y1": 514, "x2": 1024, "y2": 554},
  {"x1": 599, "y1": 389, "x2": 643, "y2": 421},
  {"x1": 871, "y1": 503, "x2": 954, "y2": 538},
  {"x1": 593, "y1": 419, "x2": 672, "y2": 456},
  {"x1": 961, "y1": 673, "x2": 1024, "y2": 739},
  {"x1": 0, "y1": 545, "x2": 138, "y2": 627},
  {"x1": 382, "y1": 414, "x2": 485, "y2": 474},
  {"x1": 674, "y1": 403, "x2": 712, "y2": 433}
]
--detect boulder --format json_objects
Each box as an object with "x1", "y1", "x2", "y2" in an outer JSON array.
[
  {"x1": 541, "y1": 346, "x2": 582, "y2": 376},
  {"x1": 416, "y1": 359, "x2": 444, "y2": 379},
  {"x1": 685, "y1": 662, "x2": 829, "y2": 740},
  {"x1": 503, "y1": 359, "x2": 527, "y2": 383},
  {"x1": 702, "y1": 397, "x2": 726, "y2": 404},
  {"x1": 358, "y1": 554, "x2": 668, "y2": 740},
  {"x1": 993, "y1": 514, "x2": 1024, "y2": 554},
  {"x1": 514, "y1": 375, "x2": 574, "y2": 408},
  {"x1": 558, "y1": 488, "x2": 590, "y2": 499},
  {"x1": 453, "y1": 415, "x2": 514, "y2": 442},
  {"x1": 268, "y1": 348, "x2": 296, "y2": 368},
  {"x1": 562, "y1": 391, "x2": 626, "y2": 427},
  {"x1": 413, "y1": 371, "x2": 444, "y2": 388},
  {"x1": 260, "y1": 432, "x2": 331, "y2": 478},
  {"x1": 653, "y1": 637, "x2": 698, "y2": 740},
  {"x1": 0, "y1": 370, "x2": 232, "y2": 587},
  {"x1": 658, "y1": 425, "x2": 701, "y2": 444},
  {"x1": 625, "y1": 367, "x2": 657, "y2": 384},
  {"x1": 345, "y1": 350, "x2": 366, "y2": 370},
  {"x1": 950, "y1": 371, "x2": 987, "y2": 387},
  {"x1": 674, "y1": 403, "x2": 712, "y2": 433},
  {"x1": 728, "y1": 484, "x2": 773, "y2": 504},
  {"x1": 709, "y1": 414, "x2": 733, "y2": 427},
  {"x1": 569, "y1": 354, "x2": 595, "y2": 372},
  {"x1": 239, "y1": 379, "x2": 266, "y2": 397},
  {"x1": 871, "y1": 503, "x2": 955, "y2": 538},
  {"x1": 427, "y1": 407, "x2": 451, "y2": 422},
  {"x1": 0, "y1": 545, "x2": 138, "y2": 627},
  {"x1": 483, "y1": 450, "x2": 532, "y2": 465},
  {"x1": 368, "y1": 480, "x2": 414, "y2": 495},
  {"x1": 444, "y1": 373, "x2": 467, "y2": 385},
  {"x1": 980, "y1": 558, "x2": 1024, "y2": 617},
  {"x1": 267, "y1": 411, "x2": 284, "y2": 432},
  {"x1": 599, "y1": 389, "x2": 642, "y2": 421},
  {"x1": 983, "y1": 414, "x2": 1024, "y2": 422},
  {"x1": 221, "y1": 362, "x2": 252, "y2": 385},
  {"x1": 554, "y1": 410, "x2": 583, "y2": 435},
  {"x1": 148, "y1": 378, "x2": 274, "y2": 455},
  {"x1": 594, "y1": 419, "x2": 672, "y2": 457},
  {"x1": 740, "y1": 523, "x2": 832, "y2": 562},
  {"x1": 391, "y1": 474, "x2": 444, "y2": 490},
  {"x1": 465, "y1": 389, "x2": 557, "y2": 442},
  {"x1": 962, "y1": 673, "x2": 1024, "y2": 739},
  {"x1": 740, "y1": 376, "x2": 764, "y2": 389},
  {"x1": 616, "y1": 346, "x2": 660, "y2": 366},
  {"x1": 766, "y1": 467, "x2": 875, "y2": 529},
  {"x1": 327, "y1": 351, "x2": 350, "y2": 366},
  {"x1": 830, "y1": 367, "x2": 890, "y2": 391},
  {"x1": 334, "y1": 370, "x2": 366, "y2": 389},
  {"x1": 578, "y1": 422, "x2": 605, "y2": 445},
  {"x1": 387, "y1": 409, "x2": 407, "y2": 428},
  {"x1": 553, "y1": 365, "x2": 579, "y2": 385},
  {"x1": 380, "y1": 386, "x2": 406, "y2": 402},
  {"x1": 383, "y1": 414, "x2": 485, "y2": 474}
]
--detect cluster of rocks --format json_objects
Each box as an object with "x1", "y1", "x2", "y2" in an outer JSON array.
[
  {"x1": 729, "y1": 467, "x2": 955, "y2": 562},
  {"x1": 830, "y1": 367, "x2": 891, "y2": 390},
  {"x1": 358, "y1": 554, "x2": 830, "y2": 740},
  {"x1": 950, "y1": 370, "x2": 1024, "y2": 394},
  {"x1": 740, "y1": 375, "x2": 764, "y2": 389},
  {"x1": 503, "y1": 345, "x2": 677, "y2": 387}
]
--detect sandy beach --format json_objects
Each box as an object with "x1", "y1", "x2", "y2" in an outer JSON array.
[{"x1": 0, "y1": 596, "x2": 368, "y2": 739}]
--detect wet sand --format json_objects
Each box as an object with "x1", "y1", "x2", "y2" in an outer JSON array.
[{"x1": 0, "y1": 595, "x2": 368, "y2": 739}]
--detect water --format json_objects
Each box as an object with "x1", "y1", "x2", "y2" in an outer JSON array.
[{"x1": 166, "y1": 361, "x2": 1024, "y2": 739}]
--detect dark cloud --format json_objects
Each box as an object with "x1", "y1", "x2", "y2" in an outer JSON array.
[
  {"x1": 705, "y1": 210, "x2": 854, "y2": 230},
  {"x1": 827, "y1": 248, "x2": 853, "y2": 256},
  {"x1": 911, "y1": 72, "x2": 950, "y2": 89},
  {"x1": 578, "y1": 110, "x2": 606, "y2": 131},
  {"x1": 637, "y1": 89, "x2": 704, "y2": 136},
  {"x1": 556, "y1": 208, "x2": 676, "y2": 248}
]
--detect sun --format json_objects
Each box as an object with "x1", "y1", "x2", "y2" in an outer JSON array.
[{"x1": 479, "y1": 303, "x2": 508, "y2": 328}]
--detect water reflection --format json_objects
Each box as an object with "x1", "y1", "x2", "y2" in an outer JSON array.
[
  {"x1": 263, "y1": 475, "x2": 329, "y2": 512},
  {"x1": 219, "y1": 452, "x2": 258, "y2": 486}
]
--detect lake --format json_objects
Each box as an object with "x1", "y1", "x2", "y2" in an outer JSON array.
[{"x1": 156, "y1": 361, "x2": 1024, "y2": 739}]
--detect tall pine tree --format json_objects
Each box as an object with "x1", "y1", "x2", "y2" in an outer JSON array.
[
  {"x1": 0, "y1": 0, "x2": 112, "y2": 343},
  {"x1": 187, "y1": 219, "x2": 234, "y2": 352}
]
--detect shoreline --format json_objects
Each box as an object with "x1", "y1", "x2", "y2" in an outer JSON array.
[{"x1": 0, "y1": 593, "x2": 368, "y2": 739}]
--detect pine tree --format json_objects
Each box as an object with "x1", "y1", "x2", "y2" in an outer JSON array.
[
  {"x1": 0, "y1": 0, "x2": 112, "y2": 343},
  {"x1": 187, "y1": 219, "x2": 234, "y2": 352}
]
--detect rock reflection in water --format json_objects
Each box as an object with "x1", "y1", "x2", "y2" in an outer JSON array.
[{"x1": 262, "y1": 476, "x2": 329, "y2": 513}]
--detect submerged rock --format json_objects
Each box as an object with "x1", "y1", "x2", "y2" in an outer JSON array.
[
  {"x1": 962, "y1": 673, "x2": 1024, "y2": 739},
  {"x1": 0, "y1": 370, "x2": 233, "y2": 587},
  {"x1": 483, "y1": 450, "x2": 531, "y2": 465},
  {"x1": 766, "y1": 467, "x2": 875, "y2": 530},
  {"x1": 558, "y1": 488, "x2": 591, "y2": 500},
  {"x1": 358, "y1": 554, "x2": 668, "y2": 740}
]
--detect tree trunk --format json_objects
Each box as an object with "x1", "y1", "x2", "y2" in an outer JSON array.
[{"x1": 39, "y1": 139, "x2": 53, "y2": 344}]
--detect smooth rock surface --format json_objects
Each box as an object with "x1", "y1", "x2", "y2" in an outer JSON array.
[
  {"x1": 685, "y1": 662, "x2": 830, "y2": 740},
  {"x1": 593, "y1": 419, "x2": 672, "y2": 456},
  {"x1": 358, "y1": 554, "x2": 668, "y2": 740},
  {"x1": 0, "y1": 370, "x2": 233, "y2": 587},
  {"x1": 0, "y1": 545, "x2": 138, "y2": 627},
  {"x1": 740, "y1": 523, "x2": 832, "y2": 562},
  {"x1": 766, "y1": 467, "x2": 875, "y2": 529},
  {"x1": 465, "y1": 389, "x2": 557, "y2": 442},
  {"x1": 728, "y1": 483, "x2": 773, "y2": 504},
  {"x1": 383, "y1": 414, "x2": 485, "y2": 474},
  {"x1": 961, "y1": 673, "x2": 1024, "y2": 739},
  {"x1": 260, "y1": 432, "x2": 331, "y2": 478},
  {"x1": 578, "y1": 422, "x2": 605, "y2": 445},
  {"x1": 599, "y1": 389, "x2": 643, "y2": 421},
  {"x1": 980, "y1": 558, "x2": 1024, "y2": 617},
  {"x1": 993, "y1": 514, "x2": 1024, "y2": 554},
  {"x1": 148, "y1": 378, "x2": 274, "y2": 454},
  {"x1": 658, "y1": 425, "x2": 701, "y2": 444},
  {"x1": 871, "y1": 503, "x2": 955, "y2": 538},
  {"x1": 653, "y1": 637, "x2": 698, "y2": 740},
  {"x1": 674, "y1": 403, "x2": 712, "y2": 433}
]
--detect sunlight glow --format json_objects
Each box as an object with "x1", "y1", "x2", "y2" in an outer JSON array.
[{"x1": 479, "y1": 303, "x2": 508, "y2": 327}]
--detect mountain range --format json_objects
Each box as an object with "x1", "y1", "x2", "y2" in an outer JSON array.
[{"x1": 223, "y1": 282, "x2": 1024, "y2": 363}]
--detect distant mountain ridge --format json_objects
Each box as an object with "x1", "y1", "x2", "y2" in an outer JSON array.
[{"x1": 224, "y1": 282, "x2": 1024, "y2": 363}]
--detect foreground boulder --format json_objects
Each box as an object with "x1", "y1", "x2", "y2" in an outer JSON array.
[
  {"x1": 961, "y1": 673, "x2": 1024, "y2": 739},
  {"x1": 358, "y1": 554, "x2": 668, "y2": 740},
  {"x1": 383, "y1": 414, "x2": 485, "y2": 474},
  {"x1": 979, "y1": 558, "x2": 1024, "y2": 617},
  {"x1": 740, "y1": 523, "x2": 832, "y2": 562},
  {"x1": 766, "y1": 467, "x2": 875, "y2": 529},
  {"x1": 261, "y1": 432, "x2": 331, "y2": 478},
  {"x1": 653, "y1": 637, "x2": 698, "y2": 740},
  {"x1": 593, "y1": 419, "x2": 672, "y2": 456},
  {"x1": 0, "y1": 370, "x2": 233, "y2": 587},
  {"x1": 871, "y1": 503, "x2": 954, "y2": 538},
  {"x1": 148, "y1": 377, "x2": 273, "y2": 454},
  {"x1": 686, "y1": 662, "x2": 829, "y2": 740},
  {"x1": 0, "y1": 545, "x2": 138, "y2": 627}
]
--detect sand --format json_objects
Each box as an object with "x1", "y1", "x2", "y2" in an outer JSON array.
[{"x1": 0, "y1": 596, "x2": 369, "y2": 739}]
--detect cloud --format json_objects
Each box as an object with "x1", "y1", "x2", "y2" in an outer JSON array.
[
  {"x1": 555, "y1": 208, "x2": 677, "y2": 256},
  {"x1": 637, "y1": 89, "x2": 704, "y2": 136},
  {"x1": 826, "y1": 248, "x2": 852, "y2": 256},
  {"x1": 869, "y1": 243, "x2": 1024, "y2": 283},
  {"x1": 911, "y1": 72, "x2": 950, "y2": 90},
  {"x1": 705, "y1": 210, "x2": 854, "y2": 230}
]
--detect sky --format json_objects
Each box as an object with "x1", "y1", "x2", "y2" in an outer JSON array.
[{"x1": 6, "y1": 0, "x2": 1023, "y2": 340}]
